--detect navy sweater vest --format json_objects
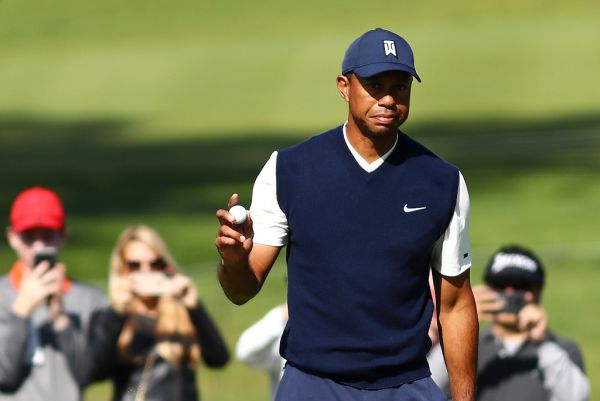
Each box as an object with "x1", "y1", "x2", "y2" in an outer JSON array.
[{"x1": 276, "y1": 126, "x2": 459, "y2": 389}]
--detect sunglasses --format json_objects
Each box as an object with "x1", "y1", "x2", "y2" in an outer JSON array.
[
  {"x1": 19, "y1": 229, "x2": 62, "y2": 245},
  {"x1": 491, "y1": 282, "x2": 536, "y2": 292},
  {"x1": 125, "y1": 258, "x2": 167, "y2": 271}
]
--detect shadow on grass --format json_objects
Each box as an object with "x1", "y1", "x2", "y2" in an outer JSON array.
[
  {"x1": 1, "y1": 112, "x2": 599, "y2": 218},
  {"x1": 0, "y1": 115, "x2": 300, "y2": 216}
]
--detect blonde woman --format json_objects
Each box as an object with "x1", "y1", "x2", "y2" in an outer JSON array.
[{"x1": 90, "y1": 225, "x2": 229, "y2": 401}]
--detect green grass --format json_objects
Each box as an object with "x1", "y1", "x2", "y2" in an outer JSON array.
[
  {"x1": 0, "y1": 0, "x2": 599, "y2": 399},
  {"x1": 1, "y1": 1, "x2": 599, "y2": 132}
]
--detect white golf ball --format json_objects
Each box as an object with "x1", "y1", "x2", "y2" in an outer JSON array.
[{"x1": 229, "y1": 205, "x2": 247, "y2": 224}]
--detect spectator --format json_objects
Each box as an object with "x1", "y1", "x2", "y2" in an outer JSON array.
[
  {"x1": 90, "y1": 225, "x2": 229, "y2": 401},
  {"x1": 0, "y1": 187, "x2": 107, "y2": 401},
  {"x1": 429, "y1": 245, "x2": 590, "y2": 401},
  {"x1": 236, "y1": 303, "x2": 287, "y2": 400}
]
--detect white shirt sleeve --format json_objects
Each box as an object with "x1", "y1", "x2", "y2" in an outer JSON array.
[
  {"x1": 430, "y1": 171, "x2": 472, "y2": 276},
  {"x1": 427, "y1": 342, "x2": 449, "y2": 389},
  {"x1": 235, "y1": 304, "x2": 287, "y2": 374},
  {"x1": 249, "y1": 151, "x2": 289, "y2": 247}
]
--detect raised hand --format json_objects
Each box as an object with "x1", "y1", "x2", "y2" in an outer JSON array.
[
  {"x1": 472, "y1": 285, "x2": 505, "y2": 322},
  {"x1": 518, "y1": 303, "x2": 548, "y2": 341},
  {"x1": 12, "y1": 261, "x2": 66, "y2": 318},
  {"x1": 215, "y1": 193, "x2": 254, "y2": 267},
  {"x1": 165, "y1": 274, "x2": 199, "y2": 309}
]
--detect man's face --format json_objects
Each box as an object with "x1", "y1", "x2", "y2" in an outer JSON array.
[
  {"x1": 338, "y1": 70, "x2": 412, "y2": 138},
  {"x1": 492, "y1": 285, "x2": 541, "y2": 329},
  {"x1": 6, "y1": 227, "x2": 66, "y2": 269}
]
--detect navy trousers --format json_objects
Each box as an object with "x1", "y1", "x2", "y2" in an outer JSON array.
[{"x1": 275, "y1": 365, "x2": 448, "y2": 401}]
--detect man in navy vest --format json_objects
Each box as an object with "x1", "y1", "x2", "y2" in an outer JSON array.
[{"x1": 216, "y1": 28, "x2": 478, "y2": 401}]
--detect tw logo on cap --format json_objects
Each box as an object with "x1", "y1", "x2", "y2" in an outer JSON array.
[{"x1": 383, "y1": 40, "x2": 397, "y2": 57}]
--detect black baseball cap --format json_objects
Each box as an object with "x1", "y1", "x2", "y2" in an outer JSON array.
[
  {"x1": 484, "y1": 245, "x2": 545, "y2": 289},
  {"x1": 341, "y1": 28, "x2": 421, "y2": 82}
]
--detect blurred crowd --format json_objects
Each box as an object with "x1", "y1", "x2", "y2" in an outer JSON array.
[
  {"x1": 0, "y1": 187, "x2": 228, "y2": 401},
  {"x1": 0, "y1": 186, "x2": 590, "y2": 401}
]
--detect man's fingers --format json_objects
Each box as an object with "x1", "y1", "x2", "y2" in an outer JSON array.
[
  {"x1": 479, "y1": 312, "x2": 495, "y2": 322},
  {"x1": 473, "y1": 286, "x2": 500, "y2": 303},
  {"x1": 242, "y1": 236, "x2": 254, "y2": 253},
  {"x1": 474, "y1": 286, "x2": 504, "y2": 320},
  {"x1": 218, "y1": 225, "x2": 247, "y2": 243},
  {"x1": 216, "y1": 195, "x2": 252, "y2": 242},
  {"x1": 215, "y1": 235, "x2": 241, "y2": 257},
  {"x1": 481, "y1": 298, "x2": 504, "y2": 312},
  {"x1": 31, "y1": 261, "x2": 51, "y2": 277},
  {"x1": 216, "y1": 231, "x2": 253, "y2": 262},
  {"x1": 216, "y1": 238, "x2": 243, "y2": 255},
  {"x1": 218, "y1": 207, "x2": 250, "y2": 228},
  {"x1": 42, "y1": 276, "x2": 63, "y2": 294},
  {"x1": 216, "y1": 194, "x2": 253, "y2": 264},
  {"x1": 518, "y1": 305, "x2": 547, "y2": 338},
  {"x1": 42, "y1": 264, "x2": 65, "y2": 282},
  {"x1": 535, "y1": 312, "x2": 548, "y2": 339},
  {"x1": 216, "y1": 208, "x2": 238, "y2": 226},
  {"x1": 478, "y1": 292, "x2": 501, "y2": 303},
  {"x1": 52, "y1": 263, "x2": 66, "y2": 282},
  {"x1": 240, "y1": 211, "x2": 254, "y2": 238},
  {"x1": 227, "y1": 193, "x2": 239, "y2": 210}
]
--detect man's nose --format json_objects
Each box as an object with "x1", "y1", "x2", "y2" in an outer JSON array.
[
  {"x1": 31, "y1": 240, "x2": 49, "y2": 251},
  {"x1": 378, "y1": 93, "x2": 396, "y2": 107}
]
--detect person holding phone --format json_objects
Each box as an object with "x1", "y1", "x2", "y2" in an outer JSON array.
[
  {"x1": 236, "y1": 302, "x2": 288, "y2": 400},
  {"x1": 90, "y1": 225, "x2": 229, "y2": 401},
  {"x1": 429, "y1": 245, "x2": 590, "y2": 401},
  {"x1": 0, "y1": 187, "x2": 107, "y2": 401}
]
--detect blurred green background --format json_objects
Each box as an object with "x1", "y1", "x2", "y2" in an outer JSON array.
[{"x1": 1, "y1": 0, "x2": 599, "y2": 400}]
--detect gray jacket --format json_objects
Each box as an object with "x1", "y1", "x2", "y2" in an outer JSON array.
[
  {"x1": 429, "y1": 326, "x2": 590, "y2": 401},
  {"x1": 0, "y1": 274, "x2": 107, "y2": 401}
]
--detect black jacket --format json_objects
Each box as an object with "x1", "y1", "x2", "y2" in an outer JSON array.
[{"x1": 89, "y1": 304, "x2": 229, "y2": 401}]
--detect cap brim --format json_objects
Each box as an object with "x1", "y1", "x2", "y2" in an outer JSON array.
[
  {"x1": 485, "y1": 269, "x2": 544, "y2": 288},
  {"x1": 12, "y1": 216, "x2": 64, "y2": 233},
  {"x1": 352, "y1": 63, "x2": 421, "y2": 82}
]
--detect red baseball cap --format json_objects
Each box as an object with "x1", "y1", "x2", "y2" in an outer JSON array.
[{"x1": 9, "y1": 187, "x2": 66, "y2": 233}]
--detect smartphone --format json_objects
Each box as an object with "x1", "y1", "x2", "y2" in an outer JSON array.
[
  {"x1": 497, "y1": 291, "x2": 527, "y2": 314},
  {"x1": 131, "y1": 271, "x2": 171, "y2": 297},
  {"x1": 34, "y1": 247, "x2": 58, "y2": 268}
]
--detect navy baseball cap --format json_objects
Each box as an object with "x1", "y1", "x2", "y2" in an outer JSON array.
[
  {"x1": 341, "y1": 28, "x2": 421, "y2": 82},
  {"x1": 484, "y1": 245, "x2": 545, "y2": 289}
]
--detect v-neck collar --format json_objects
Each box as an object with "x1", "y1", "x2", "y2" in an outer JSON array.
[{"x1": 342, "y1": 123, "x2": 399, "y2": 173}]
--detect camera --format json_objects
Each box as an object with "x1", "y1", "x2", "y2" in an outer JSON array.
[
  {"x1": 497, "y1": 290, "x2": 527, "y2": 314},
  {"x1": 34, "y1": 247, "x2": 58, "y2": 268},
  {"x1": 131, "y1": 271, "x2": 172, "y2": 297}
]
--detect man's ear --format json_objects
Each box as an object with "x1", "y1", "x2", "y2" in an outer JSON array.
[
  {"x1": 6, "y1": 227, "x2": 20, "y2": 250},
  {"x1": 336, "y1": 75, "x2": 350, "y2": 102}
]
